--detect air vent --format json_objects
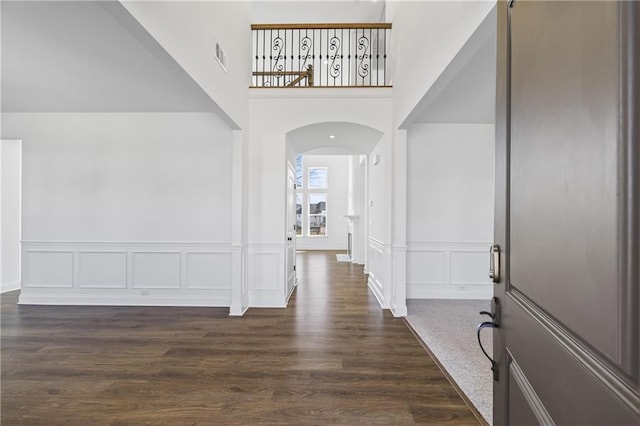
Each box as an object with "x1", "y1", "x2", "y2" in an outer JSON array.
[{"x1": 215, "y1": 42, "x2": 228, "y2": 73}]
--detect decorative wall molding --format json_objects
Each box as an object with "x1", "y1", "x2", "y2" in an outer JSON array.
[
  {"x1": 248, "y1": 243, "x2": 286, "y2": 308},
  {"x1": 249, "y1": 87, "x2": 393, "y2": 100},
  {"x1": 406, "y1": 241, "x2": 492, "y2": 299},
  {"x1": 367, "y1": 238, "x2": 384, "y2": 308},
  {"x1": 20, "y1": 241, "x2": 232, "y2": 307},
  {"x1": 18, "y1": 290, "x2": 231, "y2": 307},
  {"x1": 390, "y1": 245, "x2": 408, "y2": 317},
  {"x1": 229, "y1": 244, "x2": 250, "y2": 316},
  {"x1": 78, "y1": 251, "x2": 127, "y2": 289}
]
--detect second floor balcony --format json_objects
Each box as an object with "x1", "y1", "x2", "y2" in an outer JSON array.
[{"x1": 251, "y1": 23, "x2": 392, "y2": 88}]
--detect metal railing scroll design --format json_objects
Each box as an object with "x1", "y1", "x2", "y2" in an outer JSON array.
[{"x1": 251, "y1": 23, "x2": 391, "y2": 88}]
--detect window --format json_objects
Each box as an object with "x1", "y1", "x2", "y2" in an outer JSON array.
[
  {"x1": 308, "y1": 167, "x2": 327, "y2": 189},
  {"x1": 295, "y1": 159, "x2": 328, "y2": 237},
  {"x1": 308, "y1": 193, "x2": 327, "y2": 236},
  {"x1": 295, "y1": 193, "x2": 303, "y2": 236},
  {"x1": 295, "y1": 155, "x2": 304, "y2": 188}
]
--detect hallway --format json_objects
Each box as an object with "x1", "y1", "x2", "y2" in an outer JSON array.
[{"x1": 1, "y1": 251, "x2": 480, "y2": 425}]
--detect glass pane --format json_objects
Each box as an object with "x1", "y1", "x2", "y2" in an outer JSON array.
[
  {"x1": 296, "y1": 193, "x2": 303, "y2": 236},
  {"x1": 308, "y1": 193, "x2": 326, "y2": 214},
  {"x1": 308, "y1": 167, "x2": 327, "y2": 189},
  {"x1": 309, "y1": 215, "x2": 327, "y2": 236},
  {"x1": 308, "y1": 193, "x2": 327, "y2": 236},
  {"x1": 295, "y1": 155, "x2": 303, "y2": 188}
]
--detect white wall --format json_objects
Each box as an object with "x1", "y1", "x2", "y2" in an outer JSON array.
[
  {"x1": 366, "y1": 137, "x2": 388, "y2": 306},
  {"x1": 1, "y1": 140, "x2": 21, "y2": 293},
  {"x1": 386, "y1": 1, "x2": 495, "y2": 128},
  {"x1": 248, "y1": 88, "x2": 392, "y2": 307},
  {"x1": 122, "y1": 1, "x2": 252, "y2": 129},
  {"x1": 406, "y1": 123, "x2": 494, "y2": 299},
  {"x1": 2, "y1": 112, "x2": 235, "y2": 306},
  {"x1": 368, "y1": 139, "x2": 387, "y2": 244},
  {"x1": 3, "y1": 113, "x2": 232, "y2": 242},
  {"x1": 252, "y1": 1, "x2": 385, "y2": 24},
  {"x1": 347, "y1": 155, "x2": 367, "y2": 265},
  {"x1": 296, "y1": 155, "x2": 349, "y2": 251}
]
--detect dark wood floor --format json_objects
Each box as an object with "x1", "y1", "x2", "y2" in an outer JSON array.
[{"x1": 1, "y1": 250, "x2": 479, "y2": 425}]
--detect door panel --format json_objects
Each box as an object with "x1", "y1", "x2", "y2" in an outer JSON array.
[
  {"x1": 507, "y1": 356, "x2": 549, "y2": 426},
  {"x1": 510, "y1": 0, "x2": 620, "y2": 364},
  {"x1": 505, "y1": 292, "x2": 638, "y2": 425},
  {"x1": 285, "y1": 166, "x2": 297, "y2": 300},
  {"x1": 494, "y1": 1, "x2": 640, "y2": 424}
]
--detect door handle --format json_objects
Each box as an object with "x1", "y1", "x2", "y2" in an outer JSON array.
[
  {"x1": 489, "y1": 244, "x2": 500, "y2": 283},
  {"x1": 477, "y1": 321, "x2": 499, "y2": 381}
]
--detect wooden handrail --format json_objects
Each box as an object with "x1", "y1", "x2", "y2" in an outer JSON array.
[
  {"x1": 251, "y1": 23, "x2": 391, "y2": 30},
  {"x1": 253, "y1": 71, "x2": 308, "y2": 76},
  {"x1": 252, "y1": 65, "x2": 314, "y2": 87}
]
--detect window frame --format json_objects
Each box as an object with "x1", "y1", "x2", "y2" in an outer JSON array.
[
  {"x1": 307, "y1": 192, "x2": 328, "y2": 237},
  {"x1": 295, "y1": 161, "x2": 329, "y2": 237}
]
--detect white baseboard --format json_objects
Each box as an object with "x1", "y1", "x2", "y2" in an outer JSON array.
[
  {"x1": 368, "y1": 276, "x2": 384, "y2": 309},
  {"x1": 1, "y1": 281, "x2": 21, "y2": 293},
  {"x1": 391, "y1": 304, "x2": 408, "y2": 317},
  {"x1": 19, "y1": 241, "x2": 233, "y2": 307},
  {"x1": 229, "y1": 305, "x2": 249, "y2": 317},
  {"x1": 407, "y1": 283, "x2": 492, "y2": 299},
  {"x1": 18, "y1": 292, "x2": 230, "y2": 307},
  {"x1": 407, "y1": 242, "x2": 493, "y2": 300}
]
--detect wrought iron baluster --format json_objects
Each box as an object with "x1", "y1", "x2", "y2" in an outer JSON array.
[
  {"x1": 348, "y1": 29, "x2": 351, "y2": 86},
  {"x1": 341, "y1": 28, "x2": 344, "y2": 86},
  {"x1": 251, "y1": 24, "x2": 390, "y2": 88},
  {"x1": 319, "y1": 28, "x2": 323, "y2": 86},
  {"x1": 329, "y1": 28, "x2": 340, "y2": 85},
  {"x1": 297, "y1": 29, "x2": 301, "y2": 86},
  {"x1": 368, "y1": 28, "x2": 372, "y2": 86},
  {"x1": 383, "y1": 28, "x2": 387, "y2": 86},
  {"x1": 376, "y1": 28, "x2": 379, "y2": 87},
  {"x1": 269, "y1": 29, "x2": 272, "y2": 86},
  {"x1": 357, "y1": 28, "x2": 371, "y2": 86}
]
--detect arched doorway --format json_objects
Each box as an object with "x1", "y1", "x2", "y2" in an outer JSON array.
[{"x1": 284, "y1": 122, "x2": 383, "y2": 305}]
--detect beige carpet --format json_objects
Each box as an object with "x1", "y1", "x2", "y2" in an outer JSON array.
[{"x1": 406, "y1": 299, "x2": 493, "y2": 425}]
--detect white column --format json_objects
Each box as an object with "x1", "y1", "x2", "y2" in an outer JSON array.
[
  {"x1": 1, "y1": 139, "x2": 22, "y2": 293},
  {"x1": 230, "y1": 130, "x2": 249, "y2": 315},
  {"x1": 381, "y1": 133, "x2": 393, "y2": 309},
  {"x1": 390, "y1": 129, "x2": 408, "y2": 317}
]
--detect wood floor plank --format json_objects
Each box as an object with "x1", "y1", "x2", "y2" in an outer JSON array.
[{"x1": 1, "y1": 250, "x2": 478, "y2": 424}]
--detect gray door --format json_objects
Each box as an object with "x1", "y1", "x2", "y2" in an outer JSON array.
[{"x1": 493, "y1": 1, "x2": 640, "y2": 424}]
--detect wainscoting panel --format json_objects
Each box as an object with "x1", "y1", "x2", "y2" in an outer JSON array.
[
  {"x1": 450, "y1": 251, "x2": 490, "y2": 285},
  {"x1": 367, "y1": 238, "x2": 384, "y2": 307},
  {"x1": 24, "y1": 251, "x2": 74, "y2": 288},
  {"x1": 185, "y1": 252, "x2": 232, "y2": 290},
  {"x1": 390, "y1": 245, "x2": 408, "y2": 317},
  {"x1": 20, "y1": 242, "x2": 232, "y2": 306},
  {"x1": 78, "y1": 251, "x2": 127, "y2": 289},
  {"x1": 248, "y1": 244, "x2": 286, "y2": 308},
  {"x1": 132, "y1": 252, "x2": 181, "y2": 289},
  {"x1": 407, "y1": 242, "x2": 492, "y2": 299},
  {"x1": 406, "y1": 250, "x2": 446, "y2": 284},
  {"x1": 252, "y1": 253, "x2": 280, "y2": 291}
]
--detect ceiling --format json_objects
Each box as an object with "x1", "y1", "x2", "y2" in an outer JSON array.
[
  {"x1": 405, "y1": 5, "x2": 496, "y2": 125},
  {"x1": 252, "y1": 1, "x2": 385, "y2": 24},
  {"x1": 1, "y1": 1, "x2": 219, "y2": 113},
  {"x1": 287, "y1": 121, "x2": 383, "y2": 155},
  {"x1": 2, "y1": 0, "x2": 494, "y2": 123}
]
